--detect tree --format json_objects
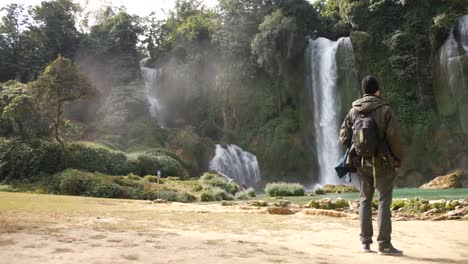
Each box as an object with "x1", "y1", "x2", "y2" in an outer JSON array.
[
  {"x1": 30, "y1": 56, "x2": 95, "y2": 148},
  {"x1": 78, "y1": 9, "x2": 143, "y2": 85},
  {"x1": 0, "y1": 4, "x2": 29, "y2": 81},
  {"x1": 251, "y1": 10, "x2": 296, "y2": 77},
  {"x1": 31, "y1": 0, "x2": 80, "y2": 62},
  {"x1": 0, "y1": 81, "x2": 37, "y2": 137}
]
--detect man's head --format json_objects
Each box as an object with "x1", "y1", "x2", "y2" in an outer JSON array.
[{"x1": 361, "y1": 76, "x2": 380, "y2": 95}]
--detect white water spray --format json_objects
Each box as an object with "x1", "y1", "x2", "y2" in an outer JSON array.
[
  {"x1": 140, "y1": 59, "x2": 165, "y2": 127},
  {"x1": 209, "y1": 144, "x2": 261, "y2": 187}
]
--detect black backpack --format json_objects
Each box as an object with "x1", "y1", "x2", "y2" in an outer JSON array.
[{"x1": 352, "y1": 108, "x2": 383, "y2": 158}]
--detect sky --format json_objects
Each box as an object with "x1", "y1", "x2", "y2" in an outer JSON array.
[{"x1": 1, "y1": 0, "x2": 219, "y2": 18}]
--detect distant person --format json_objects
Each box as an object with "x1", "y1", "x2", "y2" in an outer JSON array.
[{"x1": 339, "y1": 76, "x2": 404, "y2": 255}]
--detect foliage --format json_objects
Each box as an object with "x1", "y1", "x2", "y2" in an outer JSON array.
[
  {"x1": 80, "y1": 9, "x2": 142, "y2": 84},
  {"x1": 234, "y1": 187, "x2": 256, "y2": 200},
  {"x1": 0, "y1": 81, "x2": 44, "y2": 137},
  {"x1": 322, "y1": 184, "x2": 358, "y2": 194},
  {"x1": 59, "y1": 170, "x2": 123, "y2": 198},
  {"x1": 0, "y1": 139, "x2": 189, "y2": 182},
  {"x1": 199, "y1": 172, "x2": 239, "y2": 195},
  {"x1": 30, "y1": 55, "x2": 95, "y2": 147},
  {"x1": 251, "y1": 10, "x2": 296, "y2": 77},
  {"x1": 200, "y1": 187, "x2": 234, "y2": 201},
  {"x1": 265, "y1": 182, "x2": 305, "y2": 197},
  {"x1": 0, "y1": 138, "x2": 64, "y2": 182},
  {"x1": 51, "y1": 169, "x2": 196, "y2": 201}
]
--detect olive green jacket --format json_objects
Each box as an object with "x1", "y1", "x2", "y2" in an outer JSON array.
[{"x1": 339, "y1": 94, "x2": 404, "y2": 168}]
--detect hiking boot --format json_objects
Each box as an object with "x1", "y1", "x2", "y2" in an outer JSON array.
[
  {"x1": 360, "y1": 243, "x2": 371, "y2": 253},
  {"x1": 378, "y1": 245, "x2": 403, "y2": 256}
]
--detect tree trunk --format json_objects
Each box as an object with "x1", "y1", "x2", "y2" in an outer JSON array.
[{"x1": 55, "y1": 103, "x2": 64, "y2": 151}]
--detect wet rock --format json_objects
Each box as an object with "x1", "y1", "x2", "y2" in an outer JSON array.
[
  {"x1": 267, "y1": 207, "x2": 295, "y2": 215},
  {"x1": 322, "y1": 184, "x2": 358, "y2": 193},
  {"x1": 271, "y1": 200, "x2": 291, "y2": 208},
  {"x1": 248, "y1": 200, "x2": 268, "y2": 207},
  {"x1": 301, "y1": 209, "x2": 352, "y2": 218},
  {"x1": 420, "y1": 169, "x2": 463, "y2": 189}
]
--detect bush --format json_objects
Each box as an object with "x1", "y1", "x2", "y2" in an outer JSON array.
[
  {"x1": 0, "y1": 138, "x2": 64, "y2": 182},
  {"x1": 322, "y1": 184, "x2": 358, "y2": 193},
  {"x1": 334, "y1": 198, "x2": 348, "y2": 209},
  {"x1": 0, "y1": 139, "x2": 189, "y2": 182},
  {"x1": 126, "y1": 152, "x2": 187, "y2": 178},
  {"x1": 52, "y1": 169, "x2": 196, "y2": 202},
  {"x1": 235, "y1": 187, "x2": 256, "y2": 200},
  {"x1": 246, "y1": 187, "x2": 256, "y2": 197},
  {"x1": 273, "y1": 200, "x2": 291, "y2": 208},
  {"x1": 126, "y1": 174, "x2": 142, "y2": 181},
  {"x1": 199, "y1": 173, "x2": 239, "y2": 195},
  {"x1": 200, "y1": 187, "x2": 234, "y2": 201},
  {"x1": 315, "y1": 188, "x2": 325, "y2": 195},
  {"x1": 143, "y1": 175, "x2": 159, "y2": 183},
  {"x1": 265, "y1": 182, "x2": 305, "y2": 197},
  {"x1": 58, "y1": 169, "x2": 124, "y2": 198},
  {"x1": 65, "y1": 142, "x2": 128, "y2": 175},
  {"x1": 235, "y1": 190, "x2": 250, "y2": 200}
]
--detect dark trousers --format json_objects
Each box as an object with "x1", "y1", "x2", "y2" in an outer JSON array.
[{"x1": 357, "y1": 161, "x2": 396, "y2": 247}]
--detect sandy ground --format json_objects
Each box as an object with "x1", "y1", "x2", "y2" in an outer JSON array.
[{"x1": 0, "y1": 192, "x2": 467, "y2": 264}]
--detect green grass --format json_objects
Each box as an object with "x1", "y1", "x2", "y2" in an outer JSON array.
[{"x1": 250, "y1": 188, "x2": 468, "y2": 205}]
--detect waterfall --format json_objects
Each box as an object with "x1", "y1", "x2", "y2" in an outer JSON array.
[
  {"x1": 209, "y1": 144, "x2": 261, "y2": 187},
  {"x1": 305, "y1": 37, "x2": 359, "y2": 185},
  {"x1": 458, "y1": 15, "x2": 468, "y2": 53},
  {"x1": 140, "y1": 59, "x2": 165, "y2": 127},
  {"x1": 435, "y1": 15, "x2": 468, "y2": 132}
]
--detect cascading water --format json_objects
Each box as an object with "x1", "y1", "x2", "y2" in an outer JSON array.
[
  {"x1": 435, "y1": 15, "x2": 468, "y2": 133},
  {"x1": 305, "y1": 37, "x2": 359, "y2": 185},
  {"x1": 140, "y1": 59, "x2": 165, "y2": 127},
  {"x1": 209, "y1": 144, "x2": 261, "y2": 187}
]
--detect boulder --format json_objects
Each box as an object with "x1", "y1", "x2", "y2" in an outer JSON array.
[
  {"x1": 266, "y1": 207, "x2": 295, "y2": 215},
  {"x1": 301, "y1": 209, "x2": 352, "y2": 218},
  {"x1": 419, "y1": 169, "x2": 463, "y2": 189}
]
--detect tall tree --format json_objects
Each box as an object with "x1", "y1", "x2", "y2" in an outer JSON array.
[
  {"x1": 31, "y1": 0, "x2": 80, "y2": 62},
  {"x1": 30, "y1": 55, "x2": 95, "y2": 148},
  {"x1": 0, "y1": 4, "x2": 28, "y2": 81}
]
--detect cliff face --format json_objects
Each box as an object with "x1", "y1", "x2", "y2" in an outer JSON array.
[{"x1": 348, "y1": 15, "x2": 468, "y2": 187}]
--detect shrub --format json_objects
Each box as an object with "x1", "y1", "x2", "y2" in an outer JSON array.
[
  {"x1": 334, "y1": 198, "x2": 348, "y2": 209},
  {"x1": 126, "y1": 152, "x2": 187, "y2": 178},
  {"x1": 235, "y1": 190, "x2": 250, "y2": 200},
  {"x1": 126, "y1": 174, "x2": 142, "y2": 181},
  {"x1": 235, "y1": 187, "x2": 257, "y2": 200},
  {"x1": 143, "y1": 175, "x2": 159, "y2": 183},
  {"x1": 322, "y1": 184, "x2": 358, "y2": 193},
  {"x1": 249, "y1": 200, "x2": 268, "y2": 207},
  {"x1": 265, "y1": 182, "x2": 305, "y2": 197},
  {"x1": 53, "y1": 169, "x2": 195, "y2": 202},
  {"x1": 65, "y1": 142, "x2": 128, "y2": 175},
  {"x1": 273, "y1": 200, "x2": 291, "y2": 208},
  {"x1": 155, "y1": 190, "x2": 178, "y2": 201},
  {"x1": 200, "y1": 187, "x2": 234, "y2": 201},
  {"x1": 246, "y1": 187, "x2": 256, "y2": 197},
  {"x1": 315, "y1": 188, "x2": 325, "y2": 195},
  {"x1": 0, "y1": 139, "x2": 189, "y2": 182},
  {"x1": 199, "y1": 173, "x2": 239, "y2": 195},
  {"x1": 391, "y1": 199, "x2": 406, "y2": 210},
  {"x1": 58, "y1": 169, "x2": 124, "y2": 198},
  {"x1": 0, "y1": 138, "x2": 64, "y2": 182}
]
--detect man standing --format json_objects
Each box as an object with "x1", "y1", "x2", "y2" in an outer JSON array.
[{"x1": 339, "y1": 76, "x2": 404, "y2": 255}]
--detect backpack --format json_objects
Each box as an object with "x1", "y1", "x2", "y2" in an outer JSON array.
[{"x1": 352, "y1": 110, "x2": 380, "y2": 158}]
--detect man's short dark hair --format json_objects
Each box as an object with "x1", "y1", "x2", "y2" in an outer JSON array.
[{"x1": 362, "y1": 76, "x2": 379, "y2": 94}]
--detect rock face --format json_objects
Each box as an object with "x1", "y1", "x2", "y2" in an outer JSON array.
[{"x1": 419, "y1": 169, "x2": 464, "y2": 189}]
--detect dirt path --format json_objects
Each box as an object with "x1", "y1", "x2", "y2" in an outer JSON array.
[{"x1": 0, "y1": 192, "x2": 467, "y2": 264}]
